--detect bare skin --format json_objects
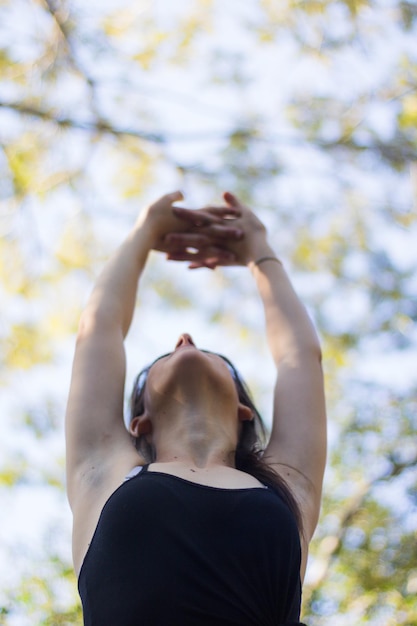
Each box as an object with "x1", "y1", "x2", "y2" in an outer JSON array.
[{"x1": 65, "y1": 191, "x2": 326, "y2": 581}]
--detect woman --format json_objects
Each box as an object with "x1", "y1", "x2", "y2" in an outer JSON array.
[{"x1": 65, "y1": 191, "x2": 327, "y2": 625}]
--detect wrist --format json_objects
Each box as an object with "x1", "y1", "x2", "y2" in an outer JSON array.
[
  {"x1": 129, "y1": 220, "x2": 156, "y2": 263},
  {"x1": 251, "y1": 256, "x2": 282, "y2": 269},
  {"x1": 246, "y1": 239, "x2": 276, "y2": 267},
  {"x1": 133, "y1": 212, "x2": 159, "y2": 251}
]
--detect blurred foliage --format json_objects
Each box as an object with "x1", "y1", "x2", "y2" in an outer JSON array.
[{"x1": 0, "y1": 0, "x2": 416, "y2": 623}]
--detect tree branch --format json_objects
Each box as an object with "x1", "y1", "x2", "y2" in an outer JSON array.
[
  {"x1": 1, "y1": 99, "x2": 415, "y2": 167},
  {"x1": 0, "y1": 101, "x2": 165, "y2": 144},
  {"x1": 303, "y1": 454, "x2": 417, "y2": 605}
]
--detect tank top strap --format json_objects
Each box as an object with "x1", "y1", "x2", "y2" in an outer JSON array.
[{"x1": 124, "y1": 464, "x2": 149, "y2": 482}]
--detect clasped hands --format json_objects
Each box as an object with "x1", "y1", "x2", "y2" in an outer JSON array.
[{"x1": 147, "y1": 191, "x2": 267, "y2": 270}]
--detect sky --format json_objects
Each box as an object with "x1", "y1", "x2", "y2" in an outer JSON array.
[{"x1": 1, "y1": 0, "x2": 416, "y2": 622}]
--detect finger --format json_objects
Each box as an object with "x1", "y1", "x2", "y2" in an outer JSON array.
[
  {"x1": 189, "y1": 252, "x2": 237, "y2": 269},
  {"x1": 223, "y1": 191, "x2": 242, "y2": 208},
  {"x1": 165, "y1": 190, "x2": 184, "y2": 204},
  {"x1": 164, "y1": 232, "x2": 214, "y2": 247},
  {"x1": 200, "y1": 206, "x2": 242, "y2": 219},
  {"x1": 172, "y1": 207, "x2": 210, "y2": 226},
  {"x1": 167, "y1": 246, "x2": 235, "y2": 263},
  {"x1": 172, "y1": 206, "x2": 241, "y2": 224},
  {"x1": 203, "y1": 223, "x2": 243, "y2": 240},
  {"x1": 165, "y1": 227, "x2": 242, "y2": 247},
  {"x1": 189, "y1": 261, "x2": 217, "y2": 270},
  {"x1": 167, "y1": 251, "x2": 227, "y2": 263}
]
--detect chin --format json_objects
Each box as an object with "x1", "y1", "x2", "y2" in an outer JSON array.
[{"x1": 155, "y1": 348, "x2": 235, "y2": 396}]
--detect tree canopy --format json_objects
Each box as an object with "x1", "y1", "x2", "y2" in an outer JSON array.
[{"x1": 1, "y1": 1, "x2": 416, "y2": 624}]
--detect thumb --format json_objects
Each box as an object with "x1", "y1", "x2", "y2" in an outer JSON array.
[{"x1": 167, "y1": 190, "x2": 184, "y2": 203}]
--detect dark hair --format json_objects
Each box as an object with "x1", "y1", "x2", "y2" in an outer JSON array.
[{"x1": 129, "y1": 351, "x2": 303, "y2": 535}]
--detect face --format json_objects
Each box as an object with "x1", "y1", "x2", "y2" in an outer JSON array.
[
  {"x1": 144, "y1": 333, "x2": 239, "y2": 405},
  {"x1": 129, "y1": 334, "x2": 254, "y2": 442}
]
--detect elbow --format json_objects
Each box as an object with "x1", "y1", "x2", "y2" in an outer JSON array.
[
  {"x1": 278, "y1": 341, "x2": 323, "y2": 368},
  {"x1": 311, "y1": 341, "x2": 323, "y2": 364},
  {"x1": 299, "y1": 335, "x2": 323, "y2": 364},
  {"x1": 304, "y1": 343, "x2": 323, "y2": 372},
  {"x1": 76, "y1": 307, "x2": 118, "y2": 340},
  {"x1": 77, "y1": 309, "x2": 100, "y2": 340}
]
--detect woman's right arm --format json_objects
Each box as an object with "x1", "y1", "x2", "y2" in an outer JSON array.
[
  {"x1": 65, "y1": 192, "x2": 185, "y2": 508},
  {"x1": 65, "y1": 191, "x2": 239, "y2": 509}
]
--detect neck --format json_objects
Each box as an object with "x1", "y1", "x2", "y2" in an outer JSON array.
[{"x1": 152, "y1": 403, "x2": 238, "y2": 469}]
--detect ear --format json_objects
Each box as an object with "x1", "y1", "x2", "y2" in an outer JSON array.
[
  {"x1": 129, "y1": 415, "x2": 153, "y2": 437},
  {"x1": 238, "y1": 403, "x2": 254, "y2": 422}
]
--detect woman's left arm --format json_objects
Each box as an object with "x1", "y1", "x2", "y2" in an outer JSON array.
[
  {"x1": 250, "y1": 256, "x2": 327, "y2": 541},
  {"x1": 167, "y1": 194, "x2": 327, "y2": 546}
]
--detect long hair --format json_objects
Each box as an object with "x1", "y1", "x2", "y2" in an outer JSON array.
[{"x1": 129, "y1": 351, "x2": 303, "y2": 535}]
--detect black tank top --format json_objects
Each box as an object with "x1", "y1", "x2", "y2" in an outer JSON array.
[{"x1": 78, "y1": 466, "x2": 304, "y2": 625}]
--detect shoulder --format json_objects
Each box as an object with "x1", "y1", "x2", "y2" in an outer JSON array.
[{"x1": 70, "y1": 452, "x2": 146, "y2": 574}]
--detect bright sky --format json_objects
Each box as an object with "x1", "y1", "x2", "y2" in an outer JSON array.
[{"x1": 1, "y1": 0, "x2": 416, "y2": 620}]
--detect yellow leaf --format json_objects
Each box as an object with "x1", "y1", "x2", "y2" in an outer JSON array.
[
  {"x1": 133, "y1": 31, "x2": 170, "y2": 69},
  {"x1": 5, "y1": 133, "x2": 45, "y2": 196},
  {"x1": 4, "y1": 324, "x2": 52, "y2": 369},
  {"x1": 111, "y1": 140, "x2": 157, "y2": 198},
  {"x1": 0, "y1": 464, "x2": 26, "y2": 486},
  {"x1": 0, "y1": 238, "x2": 39, "y2": 296},
  {"x1": 399, "y1": 93, "x2": 417, "y2": 129},
  {"x1": 102, "y1": 6, "x2": 148, "y2": 38},
  {"x1": 55, "y1": 217, "x2": 96, "y2": 271}
]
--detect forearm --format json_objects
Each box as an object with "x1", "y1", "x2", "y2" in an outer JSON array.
[
  {"x1": 80, "y1": 220, "x2": 154, "y2": 338},
  {"x1": 249, "y1": 243, "x2": 321, "y2": 366}
]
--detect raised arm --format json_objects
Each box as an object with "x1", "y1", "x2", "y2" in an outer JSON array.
[
  {"x1": 65, "y1": 191, "x2": 242, "y2": 508},
  {"x1": 66, "y1": 192, "x2": 247, "y2": 573},
  {"x1": 166, "y1": 193, "x2": 327, "y2": 544},
  {"x1": 66, "y1": 192, "x2": 187, "y2": 507},
  {"x1": 248, "y1": 243, "x2": 326, "y2": 542}
]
